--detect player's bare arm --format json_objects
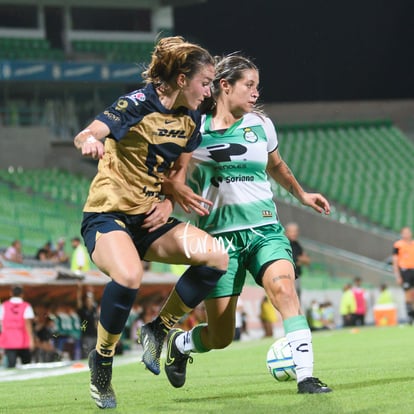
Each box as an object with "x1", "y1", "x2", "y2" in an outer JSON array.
[
  {"x1": 162, "y1": 152, "x2": 212, "y2": 216},
  {"x1": 266, "y1": 149, "x2": 330, "y2": 215},
  {"x1": 74, "y1": 119, "x2": 109, "y2": 159}
]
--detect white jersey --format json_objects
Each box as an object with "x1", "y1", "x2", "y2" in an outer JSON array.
[{"x1": 187, "y1": 112, "x2": 279, "y2": 234}]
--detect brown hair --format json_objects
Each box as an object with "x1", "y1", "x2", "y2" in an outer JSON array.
[
  {"x1": 200, "y1": 54, "x2": 264, "y2": 114},
  {"x1": 142, "y1": 36, "x2": 214, "y2": 88}
]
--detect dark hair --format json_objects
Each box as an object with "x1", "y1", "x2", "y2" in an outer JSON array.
[
  {"x1": 212, "y1": 55, "x2": 258, "y2": 95},
  {"x1": 200, "y1": 54, "x2": 260, "y2": 113},
  {"x1": 12, "y1": 285, "x2": 23, "y2": 297},
  {"x1": 142, "y1": 36, "x2": 214, "y2": 88}
]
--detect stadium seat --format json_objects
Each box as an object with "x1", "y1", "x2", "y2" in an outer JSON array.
[
  {"x1": 0, "y1": 37, "x2": 62, "y2": 61},
  {"x1": 0, "y1": 169, "x2": 84, "y2": 255},
  {"x1": 71, "y1": 39, "x2": 154, "y2": 63},
  {"x1": 276, "y1": 120, "x2": 414, "y2": 231}
]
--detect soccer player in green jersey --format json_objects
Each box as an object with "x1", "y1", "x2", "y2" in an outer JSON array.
[{"x1": 140, "y1": 54, "x2": 332, "y2": 394}]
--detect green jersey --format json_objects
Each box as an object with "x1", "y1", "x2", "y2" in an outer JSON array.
[{"x1": 187, "y1": 112, "x2": 279, "y2": 234}]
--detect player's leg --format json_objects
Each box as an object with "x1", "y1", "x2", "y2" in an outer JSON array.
[
  {"x1": 261, "y1": 260, "x2": 331, "y2": 393},
  {"x1": 249, "y1": 224, "x2": 331, "y2": 394},
  {"x1": 176, "y1": 295, "x2": 238, "y2": 353},
  {"x1": 92, "y1": 230, "x2": 143, "y2": 357},
  {"x1": 164, "y1": 296, "x2": 238, "y2": 388},
  {"x1": 82, "y1": 213, "x2": 144, "y2": 409},
  {"x1": 161, "y1": 238, "x2": 243, "y2": 387},
  {"x1": 138, "y1": 222, "x2": 228, "y2": 374}
]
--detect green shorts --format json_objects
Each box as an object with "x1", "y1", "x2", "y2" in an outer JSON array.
[{"x1": 206, "y1": 223, "x2": 294, "y2": 299}]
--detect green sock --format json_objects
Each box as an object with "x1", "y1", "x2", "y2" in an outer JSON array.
[{"x1": 191, "y1": 323, "x2": 210, "y2": 353}]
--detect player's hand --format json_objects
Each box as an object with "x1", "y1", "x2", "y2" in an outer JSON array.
[
  {"x1": 81, "y1": 138, "x2": 105, "y2": 159},
  {"x1": 300, "y1": 192, "x2": 330, "y2": 215},
  {"x1": 142, "y1": 199, "x2": 174, "y2": 232},
  {"x1": 167, "y1": 181, "x2": 212, "y2": 216}
]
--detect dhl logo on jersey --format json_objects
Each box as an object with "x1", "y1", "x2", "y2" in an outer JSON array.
[{"x1": 155, "y1": 128, "x2": 187, "y2": 138}]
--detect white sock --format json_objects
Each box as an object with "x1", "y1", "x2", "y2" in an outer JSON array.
[
  {"x1": 285, "y1": 328, "x2": 314, "y2": 383},
  {"x1": 175, "y1": 330, "x2": 194, "y2": 354}
]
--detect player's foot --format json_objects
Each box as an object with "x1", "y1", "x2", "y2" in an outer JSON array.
[
  {"x1": 297, "y1": 377, "x2": 332, "y2": 394},
  {"x1": 165, "y1": 328, "x2": 193, "y2": 388},
  {"x1": 88, "y1": 350, "x2": 117, "y2": 409},
  {"x1": 137, "y1": 320, "x2": 167, "y2": 375}
]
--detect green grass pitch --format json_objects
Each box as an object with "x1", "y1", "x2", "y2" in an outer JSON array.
[{"x1": 1, "y1": 325, "x2": 413, "y2": 413}]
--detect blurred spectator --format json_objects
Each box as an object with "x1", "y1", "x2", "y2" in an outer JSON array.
[
  {"x1": 70, "y1": 237, "x2": 91, "y2": 273},
  {"x1": 260, "y1": 295, "x2": 277, "y2": 337},
  {"x1": 3, "y1": 240, "x2": 23, "y2": 264},
  {"x1": 285, "y1": 222, "x2": 310, "y2": 301},
  {"x1": 126, "y1": 303, "x2": 143, "y2": 344},
  {"x1": 77, "y1": 283, "x2": 99, "y2": 359},
  {"x1": 392, "y1": 226, "x2": 414, "y2": 325},
  {"x1": 0, "y1": 285, "x2": 35, "y2": 368},
  {"x1": 35, "y1": 241, "x2": 55, "y2": 261},
  {"x1": 307, "y1": 300, "x2": 323, "y2": 331},
  {"x1": 54, "y1": 238, "x2": 70, "y2": 265},
  {"x1": 340, "y1": 283, "x2": 357, "y2": 327},
  {"x1": 307, "y1": 300, "x2": 335, "y2": 331},
  {"x1": 234, "y1": 297, "x2": 246, "y2": 341},
  {"x1": 376, "y1": 283, "x2": 394, "y2": 306},
  {"x1": 352, "y1": 277, "x2": 368, "y2": 326},
  {"x1": 169, "y1": 263, "x2": 188, "y2": 276},
  {"x1": 320, "y1": 301, "x2": 336, "y2": 329},
  {"x1": 33, "y1": 307, "x2": 59, "y2": 363},
  {"x1": 51, "y1": 303, "x2": 80, "y2": 360},
  {"x1": 178, "y1": 303, "x2": 207, "y2": 332}
]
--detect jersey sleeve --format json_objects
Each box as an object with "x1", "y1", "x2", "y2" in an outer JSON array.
[
  {"x1": 182, "y1": 110, "x2": 202, "y2": 152},
  {"x1": 95, "y1": 90, "x2": 147, "y2": 141},
  {"x1": 263, "y1": 116, "x2": 278, "y2": 152}
]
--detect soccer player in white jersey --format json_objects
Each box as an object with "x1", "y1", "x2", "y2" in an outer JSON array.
[{"x1": 140, "y1": 54, "x2": 332, "y2": 394}]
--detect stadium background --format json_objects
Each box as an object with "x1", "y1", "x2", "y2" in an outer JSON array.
[{"x1": 0, "y1": 0, "x2": 413, "y2": 327}]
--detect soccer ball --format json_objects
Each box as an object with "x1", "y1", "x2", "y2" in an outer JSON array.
[{"x1": 266, "y1": 337, "x2": 297, "y2": 382}]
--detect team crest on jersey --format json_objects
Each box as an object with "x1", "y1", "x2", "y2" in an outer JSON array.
[
  {"x1": 243, "y1": 127, "x2": 258, "y2": 143},
  {"x1": 115, "y1": 99, "x2": 128, "y2": 112}
]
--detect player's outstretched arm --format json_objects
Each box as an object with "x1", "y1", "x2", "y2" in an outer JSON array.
[{"x1": 266, "y1": 149, "x2": 330, "y2": 215}]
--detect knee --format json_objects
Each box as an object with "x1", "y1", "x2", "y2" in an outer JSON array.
[
  {"x1": 111, "y1": 268, "x2": 142, "y2": 289},
  {"x1": 267, "y1": 280, "x2": 299, "y2": 309},
  {"x1": 205, "y1": 250, "x2": 229, "y2": 272},
  {"x1": 271, "y1": 279, "x2": 296, "y2": 298}
]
